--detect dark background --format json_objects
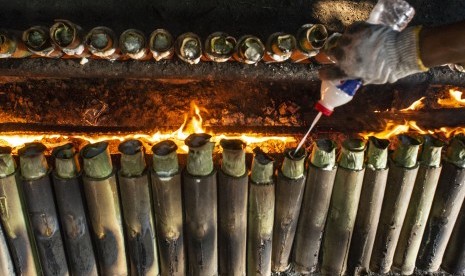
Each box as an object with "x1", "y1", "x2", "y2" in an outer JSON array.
[{"x1": 0, "y1": 0, "x2": 464, "y2": 39}]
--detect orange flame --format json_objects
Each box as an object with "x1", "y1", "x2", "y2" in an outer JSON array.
[
  {"x1": 400, "y1": 97, "x2": 425, "y2": 111},
  {"x1": 437, "y1": 89, "x2": 465, "y2": 108},
  {"x1": 0, "y1": 101, "x2": 296, "y2": 153},
  {"x1": 360, "y1": 120, "x2": 464, "y2": 140}
]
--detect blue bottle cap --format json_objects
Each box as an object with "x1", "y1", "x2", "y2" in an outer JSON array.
[{"x1": 336, "y1": 79, "x2": 363, "y2": 96}]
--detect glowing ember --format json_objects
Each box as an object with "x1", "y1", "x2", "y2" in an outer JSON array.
[
  {"x1": 0, "y1": 101, "x2": 296, "y2": 153},
  {"x1": 437, "y1": 89, "x2": 465, "y2": 108},
  {"x1": 401, "y1": 97, "x2": 425, "y2": 111}
]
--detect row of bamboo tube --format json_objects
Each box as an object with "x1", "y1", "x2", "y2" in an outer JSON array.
[
  {"x1": 0, "y1": 19, "x2": 334, "y2": 64},
  {"x1": 0, "y1": 133, "x2": 464, "y2": 275}
]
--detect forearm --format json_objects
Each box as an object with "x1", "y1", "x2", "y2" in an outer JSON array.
[{"x1": 419, "y1": 21, "x2": 465, "y2": 67}]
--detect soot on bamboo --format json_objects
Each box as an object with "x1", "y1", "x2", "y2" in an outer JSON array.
[
  {"x1": 293, "y1": 139, "x2": 337, "y2": 274},
  {"x1": 348, "y1": 137, "x2": 389, "y2": 275},
  {"x1": 392, "y1": 135, "x2": 443, "y2": 275},
  {"x1": 81, "y1": 141, "x2": 128, "y2": 276},
  {"x1": 370, "y1": 135, "x2": 421, "y2": 274},
  {"x1": 272, "y1": 147, "x2": 306, "y2": 272},
  {"x1": 151, "y1": 140, "x2": 185, "y2": 276},
  {"x1": 321, "y1": 139, "x2": 365, "y2": 276},
  {"x1": 417, "y1": 134, "x2": 465, "y2": 273},
  {"x1": 442, "y1": 200, "x2": 465, "y2": 275},
  {"x1": 218, "y1": 139, "x2": 248, "y2": 275},
  {"x1": 19, "y1": 143, "x2": 69, "y2": 276},
  {"x1": 0, "y1": 222, "x2": 14, "y2": 275},
  {"x1": 183, "y1": 133, "x2": 218, "y2": 275},
  {"x1": 52, "y1": 143, "x2": 98, "y2": 276},
  {"x1": 118, "y1": 139, "x2": 159, "y2": 275},
  {"x1": 0, "y1": 147, "x2": 39, "y2": 276},
  {"x1": 248, "y1": 147, "x2": 275, "y2": 276}
]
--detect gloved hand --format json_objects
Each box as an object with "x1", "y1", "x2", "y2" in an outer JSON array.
[{"x1": 318, "y1": 22, "x2": 429, "y2": 84}]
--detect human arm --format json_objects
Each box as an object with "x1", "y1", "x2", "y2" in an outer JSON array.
[{"x1": 319, "y1": 20, "x2": 465, "y2": 84}]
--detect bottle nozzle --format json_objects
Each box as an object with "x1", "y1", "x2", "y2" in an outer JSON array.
[{"x1": 315, "y1": 101, "x2": 333, "y2": 116}]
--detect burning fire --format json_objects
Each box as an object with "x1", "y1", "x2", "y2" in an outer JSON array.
[
  {"x1": 437, "y1": 89, "x2": 465, "y2": 108},
  {"x1": 0, "y1": 101, "x2": 296, "y2": 153},
  {"x1": 360, "y1": 120, "x2": 465, "y2": 140},
  {"x1": 401, "y1": 97, "x2": 425, "y2": 111}
]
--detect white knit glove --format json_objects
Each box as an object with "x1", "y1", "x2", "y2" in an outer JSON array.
[{"x1": 319, "y1": 22, "x2": 429, "y2": 84}]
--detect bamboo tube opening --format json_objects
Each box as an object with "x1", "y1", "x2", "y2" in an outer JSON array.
[
  {"x1": 119, "y1": 139, "x2": 146, "y2": 177},
  {"x1": 297, "y1": 24, "x2": 328, "y2": 54},
  {"x1": 85, "y1": 27, "x2": 117, "y2": 56},
  {"x1": 149, "y1": 29, "x2": 174, "y2": 60},
  {"x1": 251, "y1": 147, "x2": 274, "y2": 184},
  {"x1": 0, "y1": 146, "x2": 15, "y2": 177},
  {"x1": 175, "y1": 32, "x2": 202, "y2": 64},
  {"x1": 205, "y1": 32, "x2": 236, "y2": 62},
  {"x1": 235, "y1": 35, "x2": 265, "y2": 64},
  {"x1": 185, "y1": 133, "x2": 214, "y2": 176},
  {"x1": 392, "y1": 135, "x2": 422, "y2": 168},
  {"x1": 367, "y1": 136, "x2": 390, "y2": 170},
  {"x1": 266, "y1": 33, "x2": 296, "y2": 61},
  {"x1": 120, "y1": 29, "x2": 146, "y2": 56},
  {"x1": 18, "y1": 142, "x2": 49, "y2": 180},
  {"x1": 23, "y1": 27, "x2": 49, "y2": 50},
  {"x1": 151, "y1": 140, "x2": 179, "y2": 177},
  {"x1": 282, "y1": 147, "x2": 306, "y2": 179},
  {"x1": 52, "y1": 143, "x2": 80, "y2": 179},
  {"x1": 446, "y1": 134, "x2": 465, "y2": 168},
  {"x1": 220, "y1": 138, "x2": 246, "y2": 177},
  {"x1": 51, "y1": 21, "x2": 75, "y2": 47},
  {"x1": 81, "y1": 141, "x2": 113, "y2": 179},
  {"x1": 339, "y1": 138, "x2": 366, "y2": 171},
  {"x1": 310, "y1": 138, "x2": 336, "y2": 169},
  {"x1": 419, "y1": 135, "x2": 445, "y2": 167},
  {"x1": 0, "y1": 32, "x2": 13, "y2": 56}
]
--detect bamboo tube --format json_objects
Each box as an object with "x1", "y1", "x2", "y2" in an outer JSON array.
[
  {"x1": 442, "y1": 200, "x2": 465, "y2": 275},
  {"x1": 233, "y1": 35, "x2": 265, "y2": 64},
  {"x1": 312, "y1": 32, "x2": 341, "y2": 65},
  {"x1": 119, "y1": 29, "x2": 150, "y2": 60},
  {"x1": 417, "y1": 134, "x2": 465, "y2": 272},
  {"x1": 50, "y1": 19, "x2": 88, "y2": 57},
  {"x1": 182, "y1": 133, "x2": 217, "y2": 275},
  {"x1": 149, "y1": 29, "x2": 174, "y2": 61},
  {"x1": 264, "y1": 32, "x2": 296, "y2": 62},
  {"x1": 0, "y1": 146, "x2": 39, "y2": 276},
  {"x1": 175, "y1": 33, "x2": 202, "y2": 65},
  {"x1": 291, "y1": 24, "x2": 327, "y2": 63},
  {"x1": 151, "y1": 140, "x2": 185, "y2": 276},
  {"x1": 217, "y1": 139, "x2": 247, "y2": 276},
  {"x1": 392, "y1": 136, "x2": 444, "y2": 275},
  {"x1": 18, "y1": 143, "x2": 69, "y2": 276},
  {"x1": 0, "y1": 30, "x2": 32, "y2": 58},
  {"x1": 0, "y1": 221, "x2": 14, "y2": 275},
  {"x1": 347, "y1": 137, "x2": 390, "y2": 275},
  {"x1": 22, "y1": 26, "x2": 63, "y2": 58},
  {"x1": 293, "y1": 139, "x2": 337, "y2": 274},
  {"x1": 247, "y1": 147, "x2": 275, "y2": 276},
  {"x1": 321, "y1": 138, "x2": 366, "y2": 276},
  {"x1": 51, "y1": 143, "x2": 97, "y2": 276},
  {"x1": 118, "y1": 139, "x2": 159, "y2": 275},
  {"x1": 271, "y1": 147, "x2": 306, "y2": 272},
  {"x1": 370, "y1": 135, "x2": 421, "y2": 274},
  {"x1": 85, "y1": 26, "x2": 119, "y2": 60},
  {"x1": 204, "y1": 32, "x2": 236, "y2": 62},
  {"x1": 81, "y1": 141, "x2": 128, "y2": 275}
]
